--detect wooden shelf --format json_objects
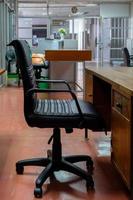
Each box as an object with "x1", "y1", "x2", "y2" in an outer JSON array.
[{"x1": 45, "y1": 50, "x2": 92, "y2": 61}]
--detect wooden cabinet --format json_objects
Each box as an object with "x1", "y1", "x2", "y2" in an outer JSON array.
[
  {"x1": 84, "y1": 69, "x2": 93, "y2": 103},
  {"x1": 111, "y1": 89, "x2": 131, "y2": 189},
  {"x1": 84, "y1": 70, "x2": 111, "y2": 130},
  {"x1": 84, "y1": 65, "x2": 133, "y2": 194}
]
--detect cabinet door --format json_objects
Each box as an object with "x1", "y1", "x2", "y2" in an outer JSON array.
[{"x1": 112, "y1": 108, "x2": 130, "y2": 189}]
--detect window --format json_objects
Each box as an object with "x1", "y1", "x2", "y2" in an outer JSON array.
[{"x1": 32, "y1": 25, "x2": 47, "y2": 38}]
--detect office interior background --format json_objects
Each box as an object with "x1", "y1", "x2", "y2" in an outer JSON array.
[
  {"x1": 0, "y1": 0, "x2": 133, "y2": 87},
  {"x1": 0, "y1": 0, "x2": 133, "y2": 199}
]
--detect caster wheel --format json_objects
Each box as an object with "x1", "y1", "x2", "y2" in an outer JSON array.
[
  {"x1": 34, "y1": 187, "x2": 42, "y2": 198},
  {"x1": 16, "y1": 164, "x2": 24, "y2": 174},
  {"x1": 47, "y1": 149, "x2": 52, "y2": 158},
  {"x1": 86, "y1": 178, "x2": 94, "y2": 191}
]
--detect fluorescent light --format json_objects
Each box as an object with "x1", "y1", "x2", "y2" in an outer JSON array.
[
  {"x1": 86, "y1": 4, "x2": 97, "y2": 7},
  {"x1": 42, "y1": 12, "x2": 52, "y2": 15}
]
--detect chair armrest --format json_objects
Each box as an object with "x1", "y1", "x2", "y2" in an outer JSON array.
[
  {"x1": 33, "y1": 63, "x2": 48, "y2": 70},
  {"x1": 33, "y1": 64, "x2": 46, "y2": 69},
  {"x1": 26, "y1": 88, "x2": 84, "y2": 124},
  {"x1": 36, "y1": 79, "x2": 72, "y2": 91}
]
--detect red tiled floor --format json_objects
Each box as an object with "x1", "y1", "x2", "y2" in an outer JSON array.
[{"x1": 0, "y1": 87, "x2": 129, "y2": 200}]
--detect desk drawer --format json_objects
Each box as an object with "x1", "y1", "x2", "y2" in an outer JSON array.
[{"x1": 112, "y1": 90, "x2": 130, "y2": 119}]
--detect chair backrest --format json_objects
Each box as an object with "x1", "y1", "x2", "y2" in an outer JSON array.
[
  {"x1": 122, "y1": 47, "x2": 130, "y2": 66},
  {"x1": 9, "y1": 40, "x2": 37, "y2": 121}
]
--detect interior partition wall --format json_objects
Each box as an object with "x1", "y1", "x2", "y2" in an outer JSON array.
[
  {"x1": 0, "y1": 1, "x2": 16, "y2": 86},
  {"x1": 0, "y1": 2, "x2": 9, "y2": 86},
  {"x1": 0, "y1": 2, "x2": 7, "y2": 69},
  {"x1": 18, "y1": 17, "x2": 49, "y2": 48}
]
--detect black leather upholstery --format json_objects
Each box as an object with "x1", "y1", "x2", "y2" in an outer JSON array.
[
  {"x1": 31, "y1": 98, "x2": 105, "y2": 129},
  {"x1": 122, "y1": 47, "x2": 133, "y2": 67},
  {"x1": 9, "y1": 39, "x2": 106, "y2": 198},
  {"x1": 9, "y1": 39, "x2": 105, "y2": 131}
]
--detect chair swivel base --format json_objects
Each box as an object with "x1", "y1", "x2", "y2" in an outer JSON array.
[{"x1": 16, "y1": 128, "x2": 94, "y2": 198}]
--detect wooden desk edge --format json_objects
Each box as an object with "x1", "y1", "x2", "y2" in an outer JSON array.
[
  {"x1": 85, "y1": 67, "x2": 133, "y2": 97},
  {"x1": 0, "y1": 69, "x2": 6, "y2": 75},
  {"x1": 45, "y1": 50, "x2": 92, "y2": 61}
]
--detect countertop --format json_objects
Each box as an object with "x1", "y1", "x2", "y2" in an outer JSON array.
[{"x1": 85, "y1": 63, "x2": 133, "y2": 96}]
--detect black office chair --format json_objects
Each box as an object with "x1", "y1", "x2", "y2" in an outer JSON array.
[
  {"x1": 9, "y1": 40, "x2": 106, "y2": 198},
  {"x1": 122, "y1": 47, "x2": 133, "y2": 67},
  {"x1": 32, "y1": 55, "x2": 49, "y2": 80}
]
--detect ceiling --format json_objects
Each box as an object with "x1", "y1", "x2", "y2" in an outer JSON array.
[
  {"x1": 18, "y1": 0, "x2": 132, "y2": 3},
  {"x1": 17, "y1": 0, "x2": 132, "y2": 18}
]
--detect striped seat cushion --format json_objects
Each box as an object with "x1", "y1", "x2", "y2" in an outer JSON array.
[{"x1": 34, "y1": 99, "x2": 79, "y2": 116}]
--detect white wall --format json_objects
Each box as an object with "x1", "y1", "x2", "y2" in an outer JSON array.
[
  {"x1": 18, "y1": 17, "x2": 50, "y2": 39},
  {"x1": 126, "y1": 2, "x2": 133, "y2": 54},
  {"x1": 130, "y1": 2, "x2": 133, "y2": 39},
  {"x1": 100, "y1": 3, "x2": 129, "y2": 18},
  {"x1": 69, "y1": 18, "x2": 85, "y2": 49}
]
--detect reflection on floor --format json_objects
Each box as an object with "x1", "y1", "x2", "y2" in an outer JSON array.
[
  {"x1": 0, "y1": 87, "x2": 129, "y2": 200},
  {"x1": 94, "y1": 133, "x2": 111, "y2": 157}
]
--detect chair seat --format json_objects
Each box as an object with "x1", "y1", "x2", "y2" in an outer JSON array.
[
  {"x1": 35, "y1": 99, "x2": 79, "y2": 116},
  {"x1": 27, "y1": 99, "x2": 105, "y2": 130}
]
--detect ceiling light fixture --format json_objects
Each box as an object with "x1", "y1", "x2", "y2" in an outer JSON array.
[{"x1": 86, "y1": 4, "x2": 98, "y2": 7}]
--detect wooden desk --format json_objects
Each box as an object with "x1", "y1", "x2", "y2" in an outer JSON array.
[
  {"x1": 84, "y1": 64, "x2": 133, "y2": 193},
  {"x1": 32, "y1": 53, "x2": 45, "y2": 65},
  {"x1": 0, "y1": 69, "x2": 6, "y2": 75}
]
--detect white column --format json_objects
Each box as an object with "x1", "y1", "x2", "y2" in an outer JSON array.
[{"x1": 130, "y1": 2, "x2": 133, "y2": 39}]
